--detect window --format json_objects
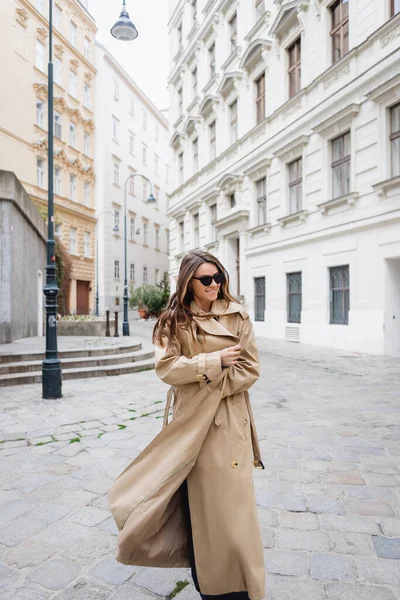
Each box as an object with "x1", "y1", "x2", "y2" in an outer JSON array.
[
  {"x1": 36, "y1": 1, "x2": 44, "y2": 13},
  {"x1": 55, "y1": 223, "x2": 62, "y2": 238},
  {"x1": 178, "y1": 87, "x2": 183, "y2": 115},
  {"x1": 129, "y1": 132, "x2": 135, "y2": 155},
  {"x1": 84, "y1": 84, "x2": 90, "y2": 108},
  {"x1": 70, "y1": 174, "x2": 77, "y2": 201},
  {"x1": 177, "y1": 22, "x2": 183, "y2": 49},
  {"x1": 69, "y1": 70, "x2": 77, "y2": 97},
  {"x1": 166, "y1": 164, "x2": 170, "y2": 184},
  {"x1": 70, "y1": 227, "x2": 77, "y2": 254},
  {"x1": 55, "y1": 167, "x2": 61, "y2": 195},
  {"x1": 37, "y1": 158, "x2": 45, "y2": 188},
  {"x1": 192, "y1": 138, "x2": 199, "y2": 173},
  {"x1": 287, "y1": 272, "x2": 302, "y2": 323},
  {"x1": 210, "y1": 203, "x2": 217, "y2": 242},
  {"x1": 70, "y1": 21, "x2": 77, "y2": 46},
  {"x1": 288, "y1": 158, "x2": 302, "y2": 214},
  {"x1": 143, "y1": 223, "x2": 148, "y2": 246},
  {"x1": 191, "y1": 0, "x2": 197, "y2": 24},
  {"x1": 129, "y1": 176, "x2": 135, "y2": 196},
  {"x1": 331, "y1": 131, "x2": 351, "y2": 198},
  {"x1": 230, "y1": 100, "x2": 238, "y2": 144},
  {"x1": 155, "y1": 154, "x2": 159, "y2": 174},
  {"x1": 179, "y1": 221, "x2": 185, "y2": 252},
  {"x1": 209, "y1": 121, "x2": 216, "y2": 161},
  {"x1": 166, "y1": 230, "x2": 170, "y2": 254},
  {"x1": 114, "y1": 260, "x2": 120, "y2": 279},
  {"x1": 229, "y1": 13, "x2": 238, "y2": 52},
  {"x1": 36, "y1": 40, "x2": 45, "y2": 71},
  {"x1": 256, "y1": 73, "x2": 266, "y2": 124},
  {"x1": 84, "y1": 37, "x2": 90, "y2": 60},
  {"x1": 255, "y1": 0, "x2": 265, "y2": 20},
  {"x1": 330, "y1": 265, "x2": 349, "y2": 325},
  {"x1": 113, "y1": 162, "x2": 120, "y2": 186},
  {"x1": 229, "y1": 193, "x2": 236, "y2": 208},
  {"x1": 391, "y1": 0, "x2": 400, "y2": 16},
  {"x1": 113, "y1": 77, "x2": 119, "y2": 101},
  {"x1": 54, "y1": 112, "x2": 62, "y2": 139},
  {"x1": 192, "y1": 67, "x2": 198, "y2": 99},
  {"x1": 69, "y1": 122, "x2": 76, "y2": 147},
  {"x1": 114, "y1": 209, "x2": 120, "y2": 231},
  {"x1": 142, "y1": 144, "x2": 147, "y2": 165},
  {"x1": 254, "y1": 277, "x2": 265, "y2": 321},
  {"x1": 84, "y1": 132, "x2": 90, "y2": 156},
  {"x1": 193, "y1": 213, "x2": 200, "y2": 248},
  {"x1": 54, "y1": 4, "x2": 62, "y2": 29},
  {"x1": 54, "y1": 57, "x2": 62, "y2": 85},
  {"x1": 209, "y1": 43, "x2": 216, "y2": 79},
  {"x1": 84, "y1": 182, "x2": 90, "y2": 206},
  {"x1": 155, "y1": 269, "x2": 160, "y2": 284},
  {"x1": 83, "y1": 232, "x2": 90, "y2": 258},
  {"x1": 130, "y1": 263, "x2": 135, "y2": 281},
  {"x1": 143, "y1": 266, "x2": 148, "y2": 283},
  {"x1": 288, "y1": 38, "x2": 301, "y2": 98},
  {"x1": 36, "y1": 100, "x2": 44, "y2": 128},
  {"x1": 112, "y1": 117, "x2": 119, "y2": 142},
  {"x1": 156, "y1": 228, "x2": 160, "y2": 250},
  {"x1": 155, "y1": 125, "x2": 159, "y2": 142},
  {"x1": 143, "y1": 180, "x2": 148, "y2": 202},
  {"x1": 256, "y1": 177, "x2": 267, "y2": 225},
  {"x1": 143, "y1": 109, "x2": 147, "y2": 130},
  {"x1": 130, "y1": 217, "x2": 135, "y2": 239},
  {"x1": 129, "y1": 95, "x2": 135, "y2": 116},
  {"x1": 331, "y1": 0, "x2": 349, "y2": 64},
  {"x1": 390, "y1": 104, "x2": 400, "y2": 177}
]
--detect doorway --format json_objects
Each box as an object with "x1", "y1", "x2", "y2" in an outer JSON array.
[
  {"x1": 384, "y1": 258, "x2": 400, "y2": 358},
  {"x1": 37, "y1": 270, "x2": 43, "y2": 336},
  {"x1": 76, "y1": 280, "x2": 90, "y2": 315}
]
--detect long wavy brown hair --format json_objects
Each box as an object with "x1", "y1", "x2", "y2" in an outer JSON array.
[{"x1": 152, "y1": 250, "x2": 237, "y2": 349}]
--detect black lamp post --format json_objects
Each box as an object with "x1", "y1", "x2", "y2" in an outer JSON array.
[
  {"x1": 111, "y1": 0, "x2": 139, "y2": 41},
  {"x1": 95, "y1": 212, "x2": 119, "y2": 317},
  {"x1": 122, "y1": 174, "x2": 156, "y2": 336},
  {"x1": 42, "y1": 0, "x2": 62, "y2": 399}
]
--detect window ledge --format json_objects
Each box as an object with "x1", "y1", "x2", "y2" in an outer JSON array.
[
  {"x1": 317, "y1": 192, "x2": 359, "y2": 214},
  {"x1": 187, "y1": 22, "x2": 199, "y2": 42},
  {"x1": 173, "y1": 114, "x2": 185, "y2": 129},
  {"x1": 373, "y1": 176, "x2": 400, "y2": 200},
  {"x1": 244, "y1": 11, "x2": 271, "y2": 44},
  {"x1": 248, "y1": 223, "x2": 271, "y2": 237},
  {"x1": 221, "y1": 46, "x2": 243, "y2": 71},
  {"x1": 277, "y1": 210, "x2": 308, "y2": 227},
  {"x1": 204, "y1": 240, "x2": 219, "y2": 250},
  {"x1": 202, "y1": 74, "x2": 219, "y2": 95}
]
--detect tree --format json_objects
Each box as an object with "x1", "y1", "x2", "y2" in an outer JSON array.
[{"x1": 55, "y1": 237, "x2": 72, "y2": 315}]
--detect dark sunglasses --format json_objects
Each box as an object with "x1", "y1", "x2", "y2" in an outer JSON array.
[{"x1": 192, "y1": 272, "x2": 225, "y2": 287}]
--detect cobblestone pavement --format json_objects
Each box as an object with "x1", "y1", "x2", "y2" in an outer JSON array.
[{"x1": 0, "y1": 325, "x2": 399, "y2": 599}]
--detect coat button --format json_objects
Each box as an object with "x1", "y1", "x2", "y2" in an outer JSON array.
[{"x1": 231, "y1": 461, "x2": 238, "y2": 468}]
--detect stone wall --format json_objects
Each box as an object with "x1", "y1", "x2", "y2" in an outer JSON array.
[{"x1": 0, "y1": 171, "x2": 47, "y2": 343}]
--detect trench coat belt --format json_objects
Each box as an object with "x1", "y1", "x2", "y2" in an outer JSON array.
[{"x1": 162, "y1": 370, "x2": 265, "y2": 470}]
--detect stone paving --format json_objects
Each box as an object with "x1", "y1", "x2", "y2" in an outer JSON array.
[{"x1": 0, "y1": 323, "x2": 399, "y2": 599}]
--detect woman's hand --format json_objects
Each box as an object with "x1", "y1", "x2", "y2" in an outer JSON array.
[{"x1": 220, "y1": 344, "x2": 242, "y2": 367}]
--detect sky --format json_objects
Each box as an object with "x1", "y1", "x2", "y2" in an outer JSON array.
[{"x1": 87, "y1": 0, "x2": 170, "y2": 111}]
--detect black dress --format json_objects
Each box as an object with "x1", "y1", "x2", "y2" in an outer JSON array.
[{"x1": 181, "y1": 481, "x2": 250, "y2": 600}]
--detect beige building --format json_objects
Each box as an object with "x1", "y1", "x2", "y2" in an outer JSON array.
[{"x1": 0, "y1": 0, "x2": 97, "y2": 314}]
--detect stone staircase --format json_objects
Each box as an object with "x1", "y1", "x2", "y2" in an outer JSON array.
[{"x1": 0, "y1": 341, "x2": 155, "y2": 386}]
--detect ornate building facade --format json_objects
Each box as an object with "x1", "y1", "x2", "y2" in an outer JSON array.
[
  {"x1": 168, "y1": 0, "x2": 400, "y2": 357},
  {"x1": 0, "y1": 0, "x2": 97, "y2": 314}
]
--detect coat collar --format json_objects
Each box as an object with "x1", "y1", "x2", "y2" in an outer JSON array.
[{"x1": 190, "y1": 299, "x2": 242, "y2": 340}]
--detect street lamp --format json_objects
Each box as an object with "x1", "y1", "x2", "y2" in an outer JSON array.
[
  {"x1": 111, "y1": 0, "x2": 139, "y2": 41},
  {"x1": 95, "y1": 212, "x2": 119, "y2": 317},
  {"x1": 42, "y1": 0, "x2": 62, "y2": 399},
  {"x1": 122, "y1": 174, "x2": 157, "y2": 336}
]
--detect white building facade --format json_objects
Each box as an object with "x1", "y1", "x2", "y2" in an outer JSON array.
[
  {"x1": 168, "y1": 0, "x2": 400, "y2": 357},
  {"x1": 95, "y1": 43, "x2": 171, "y2": 314}
]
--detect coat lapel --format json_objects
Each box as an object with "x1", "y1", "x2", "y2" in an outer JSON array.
[{"x1": 190, "y1": 300, "x2": 241, "y2": 341}]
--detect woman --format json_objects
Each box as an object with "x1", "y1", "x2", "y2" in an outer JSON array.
[{"x1": 152, "y1": 251, "x2": 265, "y2": 600}]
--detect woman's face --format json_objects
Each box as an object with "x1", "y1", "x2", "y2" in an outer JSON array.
[{"x1": 190, "y1": 262, "x2": 221, "y2": 308}]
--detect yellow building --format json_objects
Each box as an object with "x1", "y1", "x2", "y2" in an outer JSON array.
[{"x1": 0, "y1": 0, "x2": 97, "y2": 314}]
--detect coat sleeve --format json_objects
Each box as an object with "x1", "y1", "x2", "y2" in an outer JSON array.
[
  {"x1": 221, "y1": 313, "x2": 260, "y2": 398},
  {"x1": 155, "y1": 334, "x2": 222, "y2": 386}
]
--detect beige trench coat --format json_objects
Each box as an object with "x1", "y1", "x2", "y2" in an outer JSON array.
[{"x1": 108, "y1": 300, "x2": 265, "y2": 600}]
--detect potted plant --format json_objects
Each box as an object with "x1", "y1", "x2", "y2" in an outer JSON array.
[{"x1": 129, "y1": 285, "x2": 150, "y2": 319}]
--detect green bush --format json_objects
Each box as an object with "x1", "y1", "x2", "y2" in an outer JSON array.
[{"x1": 129, "y1": 279, "x2": 170, "y2": 317}]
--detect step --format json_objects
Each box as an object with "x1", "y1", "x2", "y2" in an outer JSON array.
[
  {"x1": 0, "y1": 342, "x2": 143, "y2": 365},
  {"x1": 0, "y1": 349, "x2": 155, "y2": 375},
  {"x1": 0, "y1": 358, "x2": 155, "y2": 387}
]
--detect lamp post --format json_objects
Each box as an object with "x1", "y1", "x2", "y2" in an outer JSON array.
[
  {"x1": 111, "y1": 0, "x2": 139, "y2": 41},
  {"x1": 42, "y1": 0, "x2": 62, "y2": 399},
  {"x1": 95, "y1": 212, "x2": 119, "y2": 317},
  {"x1": 122, "y1": 174, "x2": 156, "y2": 336}
]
